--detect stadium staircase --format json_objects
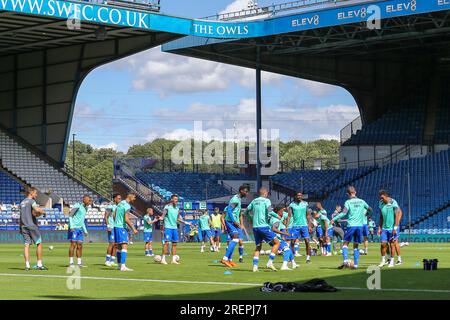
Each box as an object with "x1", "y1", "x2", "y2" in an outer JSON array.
[
  {"x1": 113, "y1": 167, "x2": 164, "y2": 216},
  {"x1": 0, "y1": 127, "x2": 108, "y2": 205}
]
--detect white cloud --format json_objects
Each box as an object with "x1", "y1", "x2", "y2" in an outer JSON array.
[
  {"x1": 109, "y1": 48, "x2": 282, "y2": 96},
  {"x1": 220, "y1": 0, "x2": 250, "y2": 14},
  {"x1": 94, "y1": 143, "x2": 119, "y2": 150},
  {"x1": 297, "y1": 79, "x2": 337, "y2": 97},
  {"x1": 319, "y1": 134, "x2": 340, "y2": 141}
]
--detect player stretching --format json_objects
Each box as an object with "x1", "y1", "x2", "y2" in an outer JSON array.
[
  {"x1": 331, "y1": 186, "x2": 372, "y2": 269},
  {"x1": 378, "y1": 190, "x2": 403, "y2": 268},
  {"x1": 159, "y1": 194, "x2": 191, "y2": 265},
  {"x1": 68, "y1": 195, "x2": 91, "y2": 267},
  {"x1": 199, "y1": 210, "x2": 214, "y2": 252},
  {"x1": 144, "y1": 208, "x2": 158, "y2": 256},
  {"x1": 287, "y1": 192, "x2": 313, "y2": 264},
  {"x1": 114, "y1": 192, "x2": 138, "y2": 271},
  {"x1": 104, "y1": 193, "x2": 121, "y2": 267},
  {"x1": 316, "y1": 202, "x2": 327, "y2": 255},
  {"x1": 313, "y1": 210, "x2": 333, "y2": 256},
  {"x1": 19, "y1": 187, "x2": 47, "y2": 270},
  {"x1": 270, "y1": 211, "x2": 298, "y2": 270},
  {"x1": 211, "y1": 208, "x2": 223, "y2": 251},
  {"x1": 245, "y1": 187, "x2": 280, "y2": 272},
  {"x1": 221, "y1": 185, "x2": 249, "y2": 267}
]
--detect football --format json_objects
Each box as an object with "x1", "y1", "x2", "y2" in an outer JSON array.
[
  {"x1": 153, "y1": 255, "x2": 162, "y2": 263},
  {"x1": 173, "y1": 255, "x2": 180, "y2": 262}
]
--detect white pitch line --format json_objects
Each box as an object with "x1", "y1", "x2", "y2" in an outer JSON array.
[
  {"x1": 0, "y1": 273, "x2": 259, "y2": 287},
  {"x1": 0, "y1": 273, "x2": 449, "y2": 294},
  {"x1": 335, "y1": 286, "x2": 450, "y2": 293}
]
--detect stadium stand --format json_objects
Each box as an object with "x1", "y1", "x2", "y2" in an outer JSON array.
[
  {"x1": 435, "y1": 80, "x2": 450, "y2": 144},
  {"x1": 0, "y1": 170, "x2": 23, "y2": 204},
  {"x1": 270, "y1": 166, "x2": 376, "y2": 199},
  {"x1": 135, "y1": 172, "x2": 249, "y2": 201},
  {"x1": 321, "y1": 149, "x2": 450, "y2": 233},
  {"x1": 0, "y1": 128, "x2": 97, "y2": 204},
  {"x1": 343, "y1": 92, "x2": 427, "y2": 146}
]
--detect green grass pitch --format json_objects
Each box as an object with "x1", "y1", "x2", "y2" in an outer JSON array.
[{"x1": 0, "y1": 242, "x2": 449, "y2": 300}]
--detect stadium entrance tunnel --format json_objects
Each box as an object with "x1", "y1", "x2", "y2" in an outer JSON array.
[
  {"x1": 163, "y1": 9, "x2": 450, "y2": 127},
  {"x1": 0, "y1": 11, "x2": 181, "y2": 165}
]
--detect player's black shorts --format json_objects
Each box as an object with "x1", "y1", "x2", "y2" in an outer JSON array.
[{"x1": 20, "y1": 226, "x2": 42, "y2": 245}]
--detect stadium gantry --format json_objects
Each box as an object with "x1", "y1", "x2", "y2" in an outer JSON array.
[{"x1": 1, "y1": 0, "x2": 449, "y2": 229}]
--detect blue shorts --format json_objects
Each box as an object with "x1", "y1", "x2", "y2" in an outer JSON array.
[
  {"x1": 212, "y1": 228, "x2": 221, "y2": 238},
  {"x1": 326, "y1": 227, "x2": 334, "y2": 238},
  {"x1": 226, "y1": 229, "x2": 244, "y2": 241},
  {"x1": 362, "y1": 224, "x2": 370, "y2": 237},
  {"x1": 381, "y1": 229, "x2": 399, "y2": 242},
  {"x1": 277, "y1": 239, "x2": 290, "y2": 251},
  {"x1": 144, "y1": 232, "x2": 153, "y2": 243},
  {"x1": 201, "y1": 229, "x2": 213, "y2": 240},
  {"x1": 225, "y1": 221, "x2": 243, "y2": 238},
  {"x1": 343, "y1": 226, "x2": 363, "y2": 243},
  {"x1": 114, "y1": 227, "x2": 129, "y2": 244},
  {"x1": 316, "y1": 226, "x2": 323, "y2": 238},
  {"x1": 287, "y1": 226, "x2": 309, "y2": 240},
  {"x1": 107, "y1": 230, "x2": 115, "y2": 243},
  {"x1": 68, "y1": 228, "x2": 84, "y2": 242},
  {"x1": 164, "y1": 228, "x2": 179, "y2": 243},
  {"x1": 253, "y1": 227, "x2": 277, "y2": 246}
]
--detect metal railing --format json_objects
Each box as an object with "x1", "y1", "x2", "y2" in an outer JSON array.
[
  {"x1": 63, "y1": 165, "x2": 112, "y2": 200},
  {"x1": 84, "y1": 0, "x2": 161, "y2": 12},
  {"x1": 202, "y1": 0, "x2": 354, "y2": 21},
  {"x1": 340, "y1": 116, "x2": 362, "y2": 144}
]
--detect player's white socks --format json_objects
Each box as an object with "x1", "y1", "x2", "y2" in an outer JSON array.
[
  {"x1": 397, "y1": 256, "x2": 402, "y2": 262},
  {"x1": 69, "y1": 257, "x2": 74, "y2": 265},
  {"x1": 379, "y1": 256, "x2": 386, "y2": 267},
  {"x1": 25, "y1": 261, "x2": 30, "y2": 269},
  {"x1": 201, "y1": 245, "x2": 205, "y2": 253},
  {"x1": 37, "y1": 260, "x2": 42, "y2": 267},
  {"x1": 281, "y1": 261, "x2": 292, "y2": 270},
  {"x1": 306, "y1": 255, "x2": 311, "y2": 262},
  {"x1": 77, "y1": 258, "x2": 82, "y2": 265}
]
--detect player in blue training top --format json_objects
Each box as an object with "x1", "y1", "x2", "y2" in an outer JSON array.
[
  {"x1": 287, "y1": 191, "x2": 313, "y2": 263},
  {"x1": 315, "y1": 202, "x2": 328, "y2": 256},
  {"x1": 68, "y1": 194, "x2": 92, "y2": 268},
  {"x1": 331, "y1": 186, "x2": 372, "y2": 269},
  {"x1": 143, "y1": 208, "x2": 158, "y2": 257},
  {"x1": 113, "y1": 192, "x2": 138, "y2": 271},
  {"x1": 221, "y1": 185, "x2": 249, "y2": 268},
  {"x1": 269, "y1": 209, "x2": 298, "y2": 270},
  {"x1": 244, "y1": 187, "x2": 280, "y2": 272},
  {"x1": 313, "y1": 210, "x2": 333, "y2": 256},
  {"x1": 158, "y1": 194, "x2": 192, "y2": 265},
  {"x1": 378, "y1": 189, "x2": 403, "y2": 268},
  {"x1": 104, "y1": 193, "x2": 121, "y2": 267}
]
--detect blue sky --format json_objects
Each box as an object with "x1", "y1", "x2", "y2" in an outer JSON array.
[{"x1": 71, "y1": 0, "x2": 359, "y2": 151}]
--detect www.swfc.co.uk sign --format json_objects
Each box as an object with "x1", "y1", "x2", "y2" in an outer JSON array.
[{"x1": 0, "y1": 0, "x2": 449, "y2": 39}]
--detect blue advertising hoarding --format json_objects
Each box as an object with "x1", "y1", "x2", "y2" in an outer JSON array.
[{"x1": 0, "y1": 0, "x2": 449, "y2": 39}]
